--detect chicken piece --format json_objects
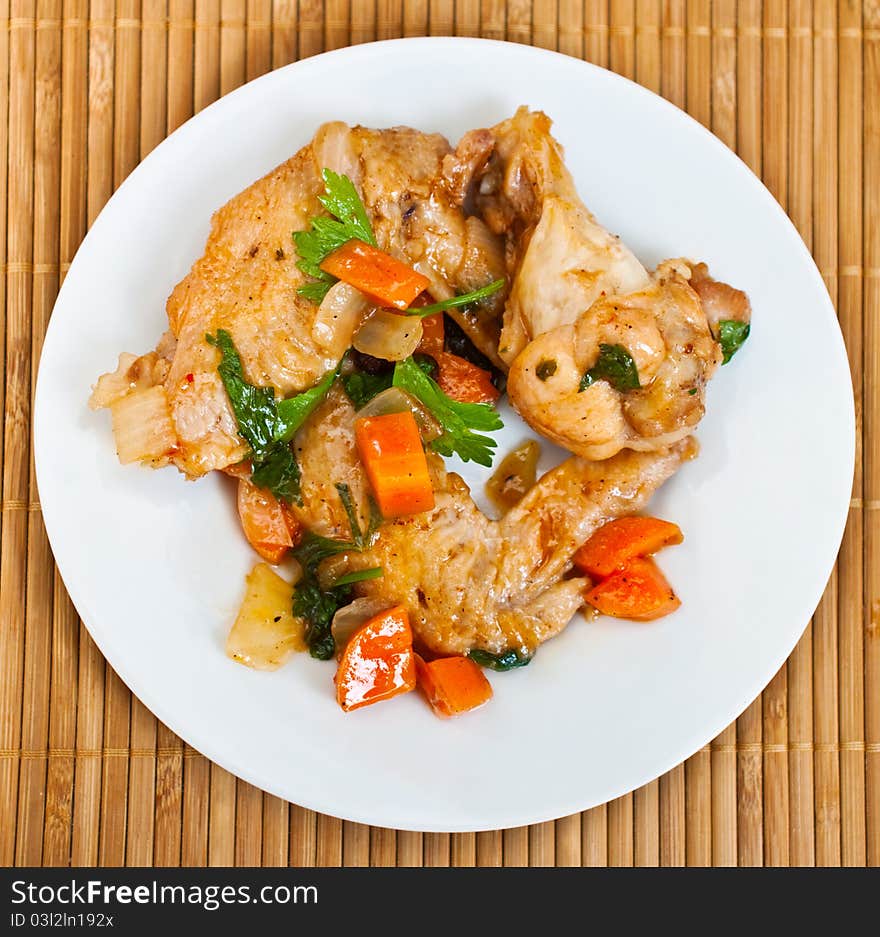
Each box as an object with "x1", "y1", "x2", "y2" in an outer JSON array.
[
  {"x1": 92, "y1": 121, "x2": 507, "y2": 477},
  {"x1": 346, "y1": 441, "x2": 692, "y2": 657},
  {"x1": 460, "y1": 107, "x2": 747, "y2": 460},
  {"x1": 457, "y1": 107, "x2": 650, "y2": 365},
  {"x1": 508, "y1": 260, "x2": 724, "y2": 460}
]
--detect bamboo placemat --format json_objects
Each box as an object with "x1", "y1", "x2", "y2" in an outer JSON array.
[{"x1": 0, "y1": 1, "x2": 876, "y2": 868}]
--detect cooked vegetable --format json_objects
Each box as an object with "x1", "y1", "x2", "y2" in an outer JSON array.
[
  {"x1": 415, "y1": 654, "x2": 493, "y2": 718},
  {"x1": 717, "y1": 319, "x2": 750, "y2": 364},
  {"x1": 333, "y1": 566, "x2": 384, "y2": 587},
  {"x1": 206, "y1": 329, "x2": 338, "y2": 502},
  {"x1": 237, "y1": 477, "x2": 295, "y2": 564},
  {"x1": 405, "y1": 278, "x2": 505, "y2": 316},
  {"x1": 467, "y1": 648, "x2": 533, "y2": 671},
  {"x1": 485, "y1": 439, "x2": 541, "y2": 513},
  {"x1": 334, "y1": 605, "x2": 417, "y2": 712},
  {"x1": 291, "y1": 484, "x2": 381, "y2": 659},
  {"x1": 109, "y1": 386, "x2": 177, "y2": 464},
  {"x1": 355, "y1": 387, "x2": 442, "y2": 442},
  {"x1": 353, "y1": 307, "x2": 424, "y2": 361},
  {"x1": 573, "y1": 516, "x2": 683, "y2": 579},
  {"x1": 434, "y1": 351, "x2": 500, "y2": 404},
  {"x1": 393, "y1": 356, "x2": 502, "y2": 467},
  {"x1": 320, "y1": 239, "x2": 431, "y2": 310},
  {"x1": 355, "y1": 411, "x2": 435, "y2": 517},
  {"x1": 584, "y1": 556, "x2": 681, "y2": 621},
  {"x1": 330, "y1": 597, "x2": 385, "y2": 659},
  {"x1": 341, "y1": 369, "x2": 393, "y2": 410},
  {"x1": 226, "y1": 563, "x2": 306, "y2": 670},
  {"x1": 293, "y1": 168, "x2": 376, "y2": 302},
  {"x1": 579, "y1": 343, "x2": 641, "y2": 393},
  {"x1": 313, "y1": 281, "x2": 370, "y2": 358},
  {"x1": 417, "y1": 313, "x2": 445, "y2": 357}
]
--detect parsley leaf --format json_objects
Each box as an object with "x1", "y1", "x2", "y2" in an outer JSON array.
[
  {"x1": 341, "y1": 369, "x2": 393, "y2": 409},
  {"x1": 206, "y1": 329, "x2": 336, "y2": 502},
  {"x1": 718, "y1": 319, "x2": 750, "y2": 364},
  {"x1": 292, "y1": 169, "x2": 376, "y2": 302},
  {"x1": 392, "y1": 356, "x2": 502, "y2": 467},
  {"x1": 579, "y1": 343, "x2": 641, "y2": 393},
  {"x1": 468, "y1": 649, "x2": 533, "y2": 672},
  {"x1": 406, "y1": 279, "x2": 505, "y2": 316}
]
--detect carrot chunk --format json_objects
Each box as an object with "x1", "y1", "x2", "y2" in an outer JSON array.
[
  {"x1": 355, "y1": 411, "x2": 435, "y2": 517},
  {"x1": 319, "y1": 239, "x2": 430, "y2": 310},
  {"x1": 584, "y1": 556, "x2": 681, "y2": 621},
  {"x1": 237, "y1": 477, "x2": 294, "y2": 564},
  {"x1": 417, "y1": 312, "x2": 445, "y2": 358},
  {"x1": 415, "y1": 654, "x2": 493, "y2": 718},
  {"x1": 335, "y1": 605, "x2": 417, "y2": 712},
  {"x1": 433, "y1": 351, "x2": 500, "y2": 404},
  {"x1": 573, "y1": 516, "x2": 683, "y2": 579}
]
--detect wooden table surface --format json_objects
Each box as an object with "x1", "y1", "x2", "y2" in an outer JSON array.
[{"x1": 0, "y1": 0, "x2": 877, "y2": 867}]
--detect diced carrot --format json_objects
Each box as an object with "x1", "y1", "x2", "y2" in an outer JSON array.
[
  {"x1": 237, "y1": 477, "x2": 293, "y2": 564},
  {"x1": 279, "y1": 500, "x2": 304, "y2": 547},
  {"x1": 434, "y1": 351, "x2": 500, "y2": 404},
  {"x1": 335, "y1": 605, "x2": 417, "y2": 712},
  {"x1": 319, "y1": 239, "x2": 430, "y2": 310},
  {"x1": 415, "y1": 654, "x2": 493, "y2": 718},
  {"x1": 354, "y1": 411, "x2": 435, "y2": 518},
  {"x1": 584, "y1": 556, "x2": 681, "y2": 621},
  {"x1": 573, "y1": 516, "x2": 683, "y2": 579},
  {"x1": 417, "y1": 313, "x2": 445, "y2": 358}
]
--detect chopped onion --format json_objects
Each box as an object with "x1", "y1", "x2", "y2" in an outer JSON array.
[
  {"x1": 353, "y1": 308, "x2": 423, "y2": 362},
  {"x1": 356, "y1": 387, "x2": 441, "y2": 442},
  {"x1": 331, "y1": 597, "x2": 386, "y2": 658},
  {"x1": 485, "y1": 439, "x2": 541, "y2": 514},
  {"x1": 109, "y1": 386, "x2": 177, "y2": 465},
  {"x1": 313, "y1": 281, "x2": 371, "y2": 359}
]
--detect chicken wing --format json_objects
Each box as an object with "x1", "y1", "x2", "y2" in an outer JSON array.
[{"x1": 346, "y1": 440, "x2": 693, "y2": 657}]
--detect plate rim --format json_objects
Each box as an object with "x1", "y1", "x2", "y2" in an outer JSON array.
[{"x1": 35, "y1": 36, "x2": 856, "y2": 832}]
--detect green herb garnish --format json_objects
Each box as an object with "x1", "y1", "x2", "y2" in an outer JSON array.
[
  {"x1": 717, "y1": 319, "x2": 750, "y2": 364},
  {"x1": 293, "y1": 169, "x2": 376, "y2": 302},
  {"x1": 393, "y1": 356, "x2": 502, "y2": 467},
  {"x1": 292, "y1": 484, "x2": 382, "y2": 659},
  {"x1": 341, "y1": 369, "x2": 393, "y2": 409},
  {"x1": 406, "y1": 279, "x2": 505, "y2": 317},
  {"x1": 468, "y1": 649, "x2": 533, "y2": 672},
  {"x1": 536, "y1": 359, "x2": 557, "y2": 381},
  {"x1": 333, "y1": 567, "x2": 384, "y2": 587},
  {"x1": 579, "y1": 343, "x2": 641, "y2": 393},
  {"x1": 206, "y1": 329, "x2": 337, "y2": 502}
]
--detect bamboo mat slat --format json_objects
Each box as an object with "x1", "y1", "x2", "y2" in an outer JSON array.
[{"x1": 0, "y1": 0, "x2": 876, "y2": 868}]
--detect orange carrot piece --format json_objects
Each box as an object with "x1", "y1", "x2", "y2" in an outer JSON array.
[
  {"x1": 319, "y1": 239, "x2": 430, "y2": 310},
  {"x1": 417, "y1": 312, "x2": 445, "y2": 358},
  {"x1": 335, "y1": 605, "x2": 417, "y2": 712},
  {"x1": 237, "y1": 477, "x2": 294, "y2": 564},
  {"x1": 415, "y1": 654, "x2": 493, "y2": 718},
  {"x1": 434, "y1": 351, "x2": 500, "y2": 404},
  {"x1": 573, "y1": 516, "x2": 683, "y2": 579},
  {"x1": 355, "y1": 411, "x2": 435, "y2": 517},
  {"x1": 584, "y1": 556, "x2": 681, "y2": 621}
]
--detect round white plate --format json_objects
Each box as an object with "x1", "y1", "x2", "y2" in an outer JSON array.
[{"x1": 35, "y1": 38, "x2": 854, "y2": 832}]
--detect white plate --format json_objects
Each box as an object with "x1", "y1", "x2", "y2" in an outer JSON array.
[{"x1": 35, "y1": 38, "x2": 854, "y2": 832}]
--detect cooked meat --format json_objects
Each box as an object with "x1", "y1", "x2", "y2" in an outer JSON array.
[
  {"x1": 346, "y1": 440, "x2": 693, "y2": 657},
  {"x1": 508, "y1": 260, "x2": 723, "y2": 460},
  {"x1": 92, "y1": 121, "x2": 507, "y2": 477}
]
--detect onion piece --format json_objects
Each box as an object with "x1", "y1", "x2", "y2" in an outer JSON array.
[
  {"x1": 353, "y1": 308, "x2": 423, "y2": 362},
  {"x1": 313, "y1": 281, "x2": 371, "y2": 359},
  {"x1": 331, "y1": 597, "x2": 386, "y2": 658},
  {"x1": 485, "y1": 439, "x2": 541, "y2": 514},
  {"x1": 109, "y1": 386, "x2": 177, "y2": 465},
  {"x1": 355, "y1": 387, "x2": 442, "y2": 442}
]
